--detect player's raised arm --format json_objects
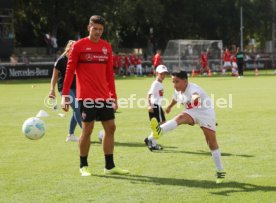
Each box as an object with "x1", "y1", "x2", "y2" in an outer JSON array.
[{"x1": 165, "y1": 98, "x2": 177, "y2": 114}]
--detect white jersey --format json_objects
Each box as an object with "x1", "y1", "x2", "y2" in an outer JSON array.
[
  {"x1": 173, "y1": 83, "x2": 213, "y2": 111},
  {"x1": 148, "y1": 80, "x2": 164, "y2": 106},
  {"x1": 173, "y1": 83, "x2": 216, "y2": 131}
]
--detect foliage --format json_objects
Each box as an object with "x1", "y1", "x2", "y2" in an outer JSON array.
[{"x1": 13, "y1": 0, "x2": 275, "y2": 49}]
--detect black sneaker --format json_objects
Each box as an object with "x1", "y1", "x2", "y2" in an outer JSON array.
[
  {"x1": 144, "y1": 138, "x2": 163, "y2": 151},
  {"x1": 144, "y1": 138, "x2": 153, "y2": 151},
  {"x1": 151, "y1": 145, "x2": 163, "y2": 151}
]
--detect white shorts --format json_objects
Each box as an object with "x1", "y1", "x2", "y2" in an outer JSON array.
[
  {"x1": 232, "y1": 67, "x2": 238, "y2": 74},
  {"x1": 184, "y1": 108, "x2": 216, "y2": 131},
  {"x1": 223, "y1": 62, "x2": 232, "y2": 67},
  {"x1": 232, "y1": 62, "x2": 237, "y2": 68}
]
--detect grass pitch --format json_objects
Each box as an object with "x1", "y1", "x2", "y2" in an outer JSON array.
[{"x1": 0, "y1": 75, "x2": 276, "y2": 202}]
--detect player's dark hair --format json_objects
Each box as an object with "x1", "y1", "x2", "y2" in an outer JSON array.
[
  {"x1": 89, "y1": 15, "x2": 105, "y2": 26},
  {"x1": 172, "y1": 71, "x2": 188, "y2": 80}
]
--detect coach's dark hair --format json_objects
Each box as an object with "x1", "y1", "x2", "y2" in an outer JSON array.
[
  {"x1": 172, "y1": 71, "x2": 188, "y2": 80},
  {"x1": 89, "y1": 15, "x2": 105, "y2": 26}
]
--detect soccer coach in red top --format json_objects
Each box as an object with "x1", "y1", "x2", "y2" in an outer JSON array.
[{"x1": 61, "y1": 15, "x2": 129, "y2": 176}]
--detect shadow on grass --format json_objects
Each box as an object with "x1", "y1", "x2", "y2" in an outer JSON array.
[
  {"x1": 160, "y1": 149, "x2": 254, "y2": 158},
  {"x1": 90, "y1": 141, "x2": 177, "y2": 149},
  {"x1": 93, "y1": 174, "x2": 275, "y2": 196},
  {"x1": 89, "y1": 142, "x2": 252, "y2": 157}
]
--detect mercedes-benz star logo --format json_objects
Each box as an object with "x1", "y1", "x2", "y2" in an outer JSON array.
[
  {"x1": 0, "y1": 66, "x2": 8, "y2": 80},
  {"x1": 86, "y1": 53, "x2": 92, "y2": 61}
]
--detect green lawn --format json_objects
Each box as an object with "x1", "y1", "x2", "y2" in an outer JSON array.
[{"x1": 0, "y1": 75, "x2": 276, "y2": 202}]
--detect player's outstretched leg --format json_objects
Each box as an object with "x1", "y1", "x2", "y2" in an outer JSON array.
[
  {"x1": 150, "y1": 118, "x2": 178, "y2": 139},
  {"x1": 150, "y1": 118, "x2": 163, "y2": 139},
  {"x1": 202, "y1": 127, "x2": 226, "y2": 183},
  {"x1": 150, "y1": 113, "x2": 190, "y2": 140}
]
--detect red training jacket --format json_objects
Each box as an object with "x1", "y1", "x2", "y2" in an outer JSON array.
[{"x1": 62, "y1": 37, "x2": 117, "y2": 101}]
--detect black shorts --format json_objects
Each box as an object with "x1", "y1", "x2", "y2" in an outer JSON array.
[
  {"x1": 149, "y1": 104, "x2": 166, "y2": 123},
  {"x1": 79, "y1": 100, "x2": 115, "y2": 122}
]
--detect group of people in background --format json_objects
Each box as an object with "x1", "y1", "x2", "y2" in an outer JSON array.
[
  {"x1": 6, "y1": 45, "x2": 266, "y2": 80},
  {"x1": 101, "y1": 48, "x2": 162, "y2": 77},
  {"x1": 9, "y1": 51, "x2": 29, "y2": 65},
  {"x1": 5, "y1": 32, "x2": 257, "y2": 79},
  {"x1": 221, "y1": 47, "x2": 245, "y2": 78},
  {"x1": 7, "y1": 38, "x2": 272, "y2": 80},
  {"x1": 196, "y1": 46, "x2": 246, "y2": 78},
  {"x1": 112, "y1": 53, "x2": 143, "y2": 76}
]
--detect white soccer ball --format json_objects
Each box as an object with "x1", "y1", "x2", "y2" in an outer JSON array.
[
  {"x1": 98, "y1": 130, "x2": 104, "y2": 142},
  {"x1": 22, "y1": 117, "x2": 46, "y2": 140}
]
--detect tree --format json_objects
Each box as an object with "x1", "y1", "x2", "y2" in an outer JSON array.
[{"x1": 12, "y1": 0, "x2": 276, "y2": 51}]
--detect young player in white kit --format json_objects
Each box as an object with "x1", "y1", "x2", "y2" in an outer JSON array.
[
  {"x1": 144, "y1": 65, "x2": 168, "y2": 151},
  {"x1": 149, "y1": 71, "x2": 226, "y2": 183}
]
